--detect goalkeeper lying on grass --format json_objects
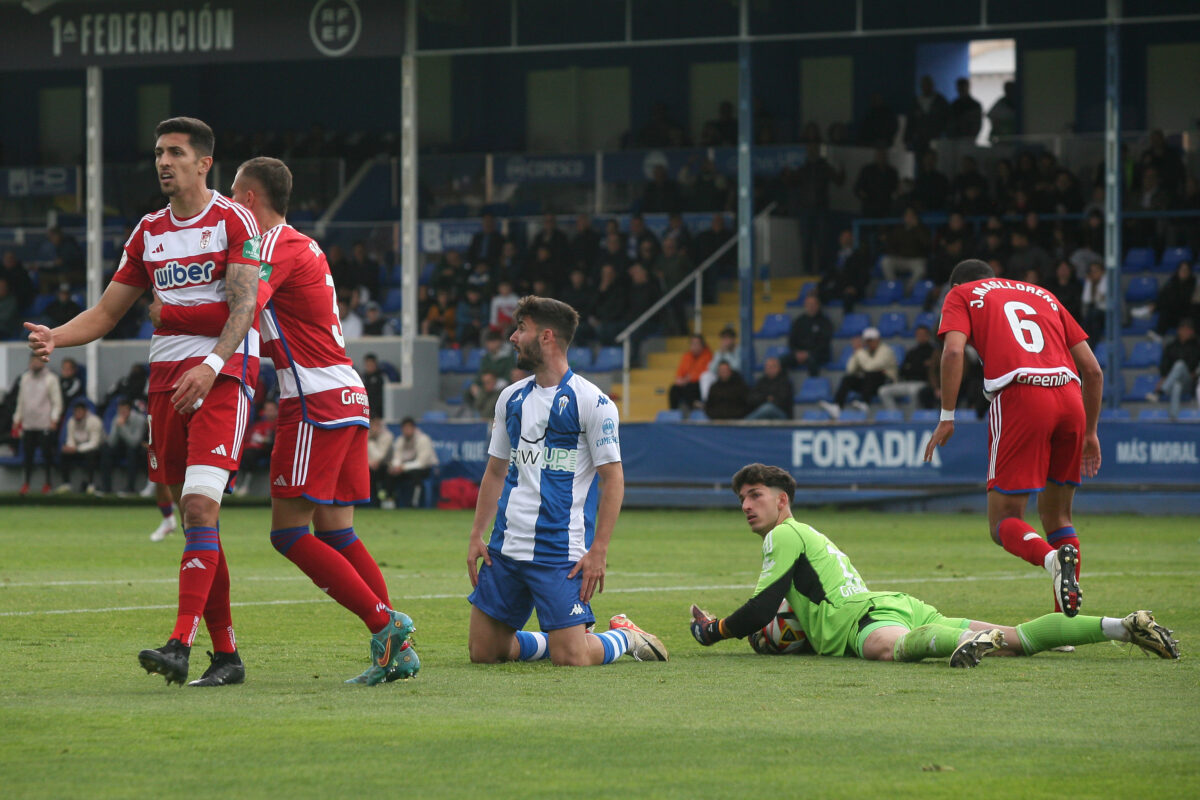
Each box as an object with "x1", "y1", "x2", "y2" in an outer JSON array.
[{"x1": 688, "y1": 463, "x2": 1180, "y2": 667}]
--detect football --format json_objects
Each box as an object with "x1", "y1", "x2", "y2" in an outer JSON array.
[{"x1": 748, "y1": 600, "x2": 811, "y2": 655}]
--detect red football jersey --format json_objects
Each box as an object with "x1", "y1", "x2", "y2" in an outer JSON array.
[
  {"x1": 113, "y1": 192, "x2": 261, "y2": 394},
  {"x1": 257, "y1": 224, "x2": 368, "y2": 428},
  {"x1": 939, "y1": 278, "x2": 1088, "y2": 397}
]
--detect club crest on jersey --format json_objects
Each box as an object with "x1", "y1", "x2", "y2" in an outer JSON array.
[
  {"x1": 153, "y1": 259, "x2": 216, "y2": 290},
  {"x1": 199, "y1": 230, "x2": 212, "y2": 250},
  {"x1": 556, "y1": 396, "x2": 570, "y2": 415}
]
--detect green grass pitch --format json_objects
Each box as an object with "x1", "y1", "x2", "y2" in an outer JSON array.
[{"x1": 1, "y1": 506, "x2": 1196, "y2": 799}]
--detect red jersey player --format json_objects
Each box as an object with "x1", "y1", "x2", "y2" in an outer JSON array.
[
  {"x1": 156, "y1": 157, "x2": 416, "y2": 685},
  {"x1": 25, "y1": 117, "x2": 262, "y2": 687},
  {"x1": 924, "y1": 259, "x2": 1103, "y2": 616}
]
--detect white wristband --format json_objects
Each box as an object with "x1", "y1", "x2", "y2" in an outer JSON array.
[
  {"x1": 940, "y1": 408, "x2": 955, "y2": 422},
  {"x1": 202, "y1": 353, "x2": 225, "y2": 374}
]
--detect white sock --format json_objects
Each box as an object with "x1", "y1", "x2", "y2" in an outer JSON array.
[
  {"x1": 1100, "y1": 617, "x2": 1128, "y2": 642},
  {"x1": 1043, "y1": 550, "x2": 1057, "y2": 572}
]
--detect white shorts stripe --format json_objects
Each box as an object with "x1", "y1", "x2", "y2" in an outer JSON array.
[
  {"x1": 292, "y1": 423, "x2": 313, "y2": 487},
  {"x1": 231, "y1": 390, "x2": 249, "y2": 461},
  {"x1": 988, "y1": 393, "x2": 1003, "y2": 481}
]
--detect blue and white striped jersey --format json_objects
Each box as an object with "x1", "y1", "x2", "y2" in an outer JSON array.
[{"x1": 487, "y1": 369, "x2": 621, "y2": 564}]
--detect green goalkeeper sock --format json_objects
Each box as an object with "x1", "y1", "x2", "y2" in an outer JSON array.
[
  {"x1": 1015, "y1": 614, "x2": 1108, "y2": 655},
  {"x1": 892, "y1": 624, "x2": 967, "y2": 662}
]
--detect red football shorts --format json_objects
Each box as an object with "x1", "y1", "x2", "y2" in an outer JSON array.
[
  {"x1": 986, "y1": 381, "x2": 1084, "y2": 493},
  {"x1": 147, "y1": 376, "x2": 251, "y2": 485},
  {"x1": 270, "y1": 410, "x2": 369, "y2": 505}
]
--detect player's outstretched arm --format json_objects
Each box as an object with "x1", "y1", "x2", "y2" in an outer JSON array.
[
  {"x1": 467, "y1": 455, "x2": 508, "y2": 587},
  {"x1": 569, "y1": 461, "x2": 623, "y2": 603},
  {"x1": 25, "y1": 282, "x2": 144, "y2": 361},
  {"x1": 170, "y1": 261, "x2": 259, "y2": 413},
  {"x1": 1070, "y1": 340, "x2": 1104, "y2": 477},
  {"x1": 924, "y1": 330, "x2": 967, "y2": 461}
]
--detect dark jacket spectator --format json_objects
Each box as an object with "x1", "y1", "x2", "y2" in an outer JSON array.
[
  {"x1": 44, "y1": 283, "x2": 83, "y2": 328},
  {"x1": 747, "y1": 357, "x2": 794, "y2": 420},
  {"x1": 625, "y1": 263, "x2": 662, "y2": 325},
  {"x1": 1048, "y1": 261, "x2": 1084, "y2": 323},
  {"x1": 642, "y1": 165, "x2": 683, "y2": 214},
  {"x1": 913, "y1": 151, "x2": 951, "y2": 212},
  {"x1": 1155, "y1": 261, "x2": 1196, "y2": 337},
  {"x1": 592, "y1": 264, "x2": 629, "y2": 345},
  {"x1": 788, "y1": 294, "x2": 834, "y2": 377},
  {"x1": 2, "y1": 250, "x2": 36, "y2": 311},
  {"x1": 819, "y1": 231, "x2": 873, "y2": 312},
  {"x1": 467, "y1": 213, "x2": 505, "y2": 268},
  {"x1": 854, "y1": 149, "x2": 899, "y2": 218},
  {"x1": 1006, "y1": 231, "x2": 1052, "y2": 284},
  {"x1": 905, "y1": 76, "x2": 949, "y2": 152},
  {"x1": 568, "y1": 214, "x2": 600, "y2": 272},
  {"x1": 529, "y1": 214, "x2": 570, "y2": 272},
  {"x1": 359, "y1": 355, "x2": 388, "y2": 418},
  {"x1": 347, "y1": 242, "x2": 381, "y2": 301},
  {"x1": 947, "y1": 78, "x2": 982, "y2": 140},
  {"x1": 0, "y1": 278, "x2": 18, "y2": 338},
  {"x1": 858, "y1": 93, "x2": 899, "y2": 147},
  {"x1": 705, "y1": 362, "x2": 750, "y2": 420},
  {"x1": 58, "y1": 358, "x2": 85, "y2": 408}
]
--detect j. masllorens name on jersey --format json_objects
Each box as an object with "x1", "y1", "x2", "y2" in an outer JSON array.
[
  {"x1": 510, "y1": 446, "x2": 578, "y2": 472},
  {"x1": 967, "y1": 279, "x2": 1060, "y2": 310}
]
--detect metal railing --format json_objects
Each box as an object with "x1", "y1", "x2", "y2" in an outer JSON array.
[{"x1": 614, "y1": 202, "x2": 777, "y2": 418}]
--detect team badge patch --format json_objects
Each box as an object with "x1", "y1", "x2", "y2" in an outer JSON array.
[
  {"x1": 556, "y1": 396, "x2": 569, "y2": 414},
  {"x1": 199, "y1": 229, "x2": 212, "y2": 250}
]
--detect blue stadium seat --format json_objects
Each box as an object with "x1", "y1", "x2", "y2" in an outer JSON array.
[
  {"x1": 833, "y1": 344, "x2": 854, "y2": 370},
  {"x1": 420, "y1": 410, "x2": 448, "y2": 423},
  {"x1": 591, "y1": 347, "x2": 622, "y2": 372},
  {"x1": 1138, "y1": 408, "x2": 1170, "y2": 421},
  {"x1": 438, "y1": 348, "x2": 462, "y2": 372},
  {"x1": 891, "y1": 344, "x2": 905, "y2": 364},
  {"x1": 874, "y1": 409, "x2": 905, "y2": 424},
  {"x1": 763, "y1": 344, "x2": 790, "y2": 364},
  {"x1": 1177, "y1": 409, "x2": 1200, "y2": 421},
  {"x1": 838, "y1": 408, "x2": 868, "y2": 422},
  {"x1": 1122, "y1": 313, "x2": 1157, "y2": 335},
  {"x1": 1122, "y1": 247, "x2": 1156, "y2": 272},
  {"x1": 1127, "y1": 340, "x2": 1161, "y2": 368},
  {"x1": 656, "y1": 409, "x2": 684, "y2": 423},
  {"x1": 876, "y1": 312, "x2": 907, "y2": 338},
  {"x1": 795, "y1": 377, "x2": 832, "y2": 403},
  {"x1": 380, "y1": 361, "x2": 400, "y2": 381},
  {"x1": 258, "y1": 363, "x2": 277, "y2": 398},
  {"x1": 910, "y1": 409, "x2": 940, "y2": 423},
  {"x1": 28, "y1": 293, "x2": 55, "y2": 316},
  {"x1": 835, "y1": 312, "x2": 870, "y2": 338},
  {"x1": 755, "y1": 313, "x2": 791, "y2": 339},
  {"x1": 567, "y1": 346, "x2": 594, "y2": 370},
  {"x1": 1099, "y1": 407, "x2": 1132, "y2": 420},
  {"x1": 136, "y1": 320, "x2": 155, "y2": 339},
  {"x1": 862, "y1": 280, "x2": 904, "y2": 306},
  {"x1": 382, "y1": 288, "x2": 404, "y2": 312},
  {"x1": 461, "y1": 348, "x2": 484, "y2": 372},
  {"x1": 912, "y1": 311, "x2": 936, "y2": 333},
  {"x1": 1102, "y1": 374, "x2": 1124, "y2": 401},
  {"x1": 1124, "y1": 276, "x2": 1159, "y2": 303},
  {"x1": 1158, "y1": 246, "x2": 1193, "y2": 272},
  {"x1": 801, "y1": 408, "x2": 831, "y2": 422},
  {"x1": 1124, "y1": 373, "x2": 1159, "y2": 401},
  {"x1": 1092, "y1": 342, "x2": 1110, "y2": 366},
  {"x1": 902, "y1": 280, "x2": 935, "y2": 306},
  {"x1": 785, "y1": 283, "x2": 817, "y2": 308},
  {"x1": 689, "y1": 409, "x2": 709, "y2": 422},
  {"x1": 419, "y1": 261, "x2": 436, "y2": 286}
]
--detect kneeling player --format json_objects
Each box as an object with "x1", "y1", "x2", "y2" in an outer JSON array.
[{"x1": 689, "y1": 464, "x2": 1179, "y2": 666}]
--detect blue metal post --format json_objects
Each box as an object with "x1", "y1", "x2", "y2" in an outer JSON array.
[
  {"x1": 1103, "y1": 5, "x2": 1122, "y2": 407},
  {"x1": 737, "y1": 20, "x2": 755, "y2": 374}
]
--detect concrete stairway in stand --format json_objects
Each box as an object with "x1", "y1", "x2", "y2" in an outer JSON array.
[{"x1": 615, "y1": 276, "x2": 813, "y2": 422}]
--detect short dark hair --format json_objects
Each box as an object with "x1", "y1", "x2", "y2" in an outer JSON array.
[
  {"x1": 731, "y1": 463, "x2": 796, "y2": 504},
  {"x1": 154, "y1": 116, "x2": 214, "y2": 158},
  {"x1": 401, "y1": 416, "x2": 416, "y2": 427},
  {"x1": 949, "y1": 259, "x2": 995, "y2": 286},
  {"x1": 238, "y1": 156, "x2": 292, "y2": 216},
  {"x1": 514, "y1": 295, "x2": 579, "y2": 349}
]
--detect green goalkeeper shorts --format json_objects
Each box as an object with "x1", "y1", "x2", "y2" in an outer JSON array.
[{"x1": 851, "y1": 593, "x2": 971, "y2": 658}]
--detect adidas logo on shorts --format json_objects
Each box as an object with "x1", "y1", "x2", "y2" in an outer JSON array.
[
  {"x1": 210, "y1": 444, "x2": 228, "y2": 456},
  {"x1": 273, "y1": 475, "x2": 287, "y2": 487}
]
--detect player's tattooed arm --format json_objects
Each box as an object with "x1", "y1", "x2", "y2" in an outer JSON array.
[
  {"x1": 169, "y1": 260, "x2": 259, "y2": 413},
  {"x1": 211, "y1": 261, "x2": 260, "y2": 362}
]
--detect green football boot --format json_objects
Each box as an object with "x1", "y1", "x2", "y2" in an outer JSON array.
[{"x1": 345, "y1": 609, "x2": 414, "y2": 686}]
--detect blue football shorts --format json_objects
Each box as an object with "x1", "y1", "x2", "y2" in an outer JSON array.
[{"x1": 468, "y1": 549, "x2": 596, "y2": 632}]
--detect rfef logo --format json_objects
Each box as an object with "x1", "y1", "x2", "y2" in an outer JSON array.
[{"x1": 153, "y1": 259, "x2": 216, "y2": 290}]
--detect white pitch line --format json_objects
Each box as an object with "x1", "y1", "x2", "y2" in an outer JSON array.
[{"x1": 1, "y1": 570, "x2": 1196, "y2": 618}]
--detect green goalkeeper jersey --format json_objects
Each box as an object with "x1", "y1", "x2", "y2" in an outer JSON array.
[{"x1": 754, "y1": 517, "x2": 900, "y2": 656}]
